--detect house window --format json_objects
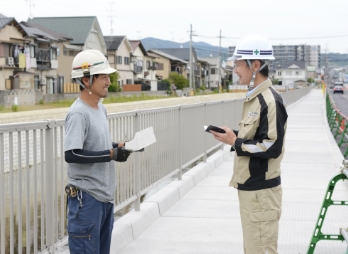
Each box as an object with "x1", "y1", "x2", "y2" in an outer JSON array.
[
  {"x1": 126, "y1": 79, "x2": 132, "y2": 84},
  {"x1": 121, "y1": 80, "x2": 124, "y2": 86},
  {"x1": 117, "y1": 81, "x2": 121, "y2": 86},
  {"x1": 46, "y1": 78, "x2": 54, "y2": 94},
  {"x1": 50, "y1": 48, "x2": 57, "y2": 60},
  {"x1": 58, "y1": 76, "x2": 64, "y2": 93},
  {"x1": 146, "y1": 60, "x2": 151, "y2": 70},
  {"x1": 29, "y1": 45, "x2": 36, "y2": 58},
  {"x1": 63, "y1": 49, "x2": 68, "y2": 56},
  {"x1": 69, "y1": 51, "x2": 75, "y2": 56},
  {"x1": 0, "y1": 43, "x2": 10, "y2": 57},
  {"x1": 278, "y1": 71, "x2": 282, "y2": 76},
  {"x1": 157, "y1": 63, "x2": 164, "y2": 70},
  {"x1": 34, "y1": 75, "x2": 40, "y2": 90},
  {"x1": 211, "y1": 68, "x2": 216, "y2": 75},
  {"x1": 124, "y1": 57, "x2": 129, "y2": 65},
  {"x1": 117, "y1": 56, "x2": 122, "y2": 64}
]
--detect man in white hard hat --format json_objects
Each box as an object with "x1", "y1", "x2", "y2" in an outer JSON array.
[
  {"x1": 210, "y1": 34, "x2": 288, "y2": 254},
  {"x1": 64, "y1": 49, "x2": 131, "y2": 254}
]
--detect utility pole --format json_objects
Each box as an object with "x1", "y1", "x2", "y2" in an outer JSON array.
[
  {"x1": 217, "y1": 30, "x2": 222, "y2": 93},
  {"x1": 325, "y1": 47, "x2": 329, "y2": 88},
  {"x1": 189, "y1": 24, "x2": 193, "y2": 91}
]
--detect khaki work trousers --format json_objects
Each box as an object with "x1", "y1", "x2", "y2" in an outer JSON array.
[{"x1": 238, "y1": 185, "x2": 282, "y2": 254}]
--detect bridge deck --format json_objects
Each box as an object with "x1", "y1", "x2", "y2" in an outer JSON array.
[{"x1": 58, "y1": 89, "x2": 348, "y2": 254}]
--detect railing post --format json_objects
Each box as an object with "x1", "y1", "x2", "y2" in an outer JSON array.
[
  {"x1": 220, "y1": 101, "x2": 224, "y2": 150},
  {"x1": 203, "y1": 103, "x2": 207, "y2": 163},
  {"x1": 134, "y1": 112, "x2": 141, "y2": 211},
  {"x1": 178, "y1": 106, "x2": 182, "y2": 180},
  {"x1": 45, "y1": 120, "x2": 55, "y2": 252},
  {"x1": 0, "y1": 133, "x2": 4, "y2": 254}
]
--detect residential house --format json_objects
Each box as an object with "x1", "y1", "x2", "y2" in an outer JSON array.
[
  {"x1": 274, "y1": 61, "x2": 306, "y2": 88},
  {"x1": 0, "y1": 15, "x2": 30, "y2": 91},
  {"x1": 155, "y1": 48, "x2": 201, "y2": 89},
  {"x1": 0, "y1": 14, "x2": 69, "y2": 100},
  {"x1": 29, "y1": 16, "x2": 107, "y2": 91},
  {"x1": 200, "y1": 57, "x2": 225, "y2": 89},
  {"x1": 197, "y1": 57, "x2": 210, "y2": 88},
  {"x1": 20, "y1": 21, "x2": 72, "y2": 94},
  {"x1": 306, "y1": 66, "x2": 317, "y2": 80},
  {"x1": 104, "y1": 36, "x2": 134, "y2": 86},
  {"x1": 129, "y1": 40, "x2": 158, "y2": 91},
  {"x1": 147, "y1": 49, "x2": 188, "y2": 80}
]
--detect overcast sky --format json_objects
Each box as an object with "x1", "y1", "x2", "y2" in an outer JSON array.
[{"x1": 1, "y1": 0, "x2": 348, "y2": 54}]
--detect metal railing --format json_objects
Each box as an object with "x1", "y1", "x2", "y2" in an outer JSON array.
[
  {"x1": 0, "y1": 86, "x2": 312, "y2": 253},
  {"x1": 326, "y1": 92, "x2": 348, "y2": 158}
]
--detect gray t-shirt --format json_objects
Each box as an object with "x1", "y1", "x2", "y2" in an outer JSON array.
[{"x1": 64, "y1": 98, "x2": 116, "y2": 203}]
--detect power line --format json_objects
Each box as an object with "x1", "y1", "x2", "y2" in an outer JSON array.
[{"x1": 195, "y1": 34, "x2": 348, "y2": 41}]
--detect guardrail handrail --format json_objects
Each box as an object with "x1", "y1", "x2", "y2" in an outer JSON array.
[{"x1": 326, "y1": 92, "x2": 348, "y2": 158}]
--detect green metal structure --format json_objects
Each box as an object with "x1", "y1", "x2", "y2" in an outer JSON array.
[{"x1": 307, "y1": 161, "x2": 348, "y2": 254}]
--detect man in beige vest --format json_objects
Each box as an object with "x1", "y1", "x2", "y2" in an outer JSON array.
[{"x1": 210, "y1": 34, "x2": 288, "y2": 254}]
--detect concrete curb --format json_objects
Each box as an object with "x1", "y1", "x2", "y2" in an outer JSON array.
[{"x1": 110, "y1": 147, "x2": 230, "y2": 253}]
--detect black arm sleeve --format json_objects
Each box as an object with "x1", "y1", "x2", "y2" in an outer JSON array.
[{"x1": 65, "y1": 149, "x2": 112, "y2": 164}]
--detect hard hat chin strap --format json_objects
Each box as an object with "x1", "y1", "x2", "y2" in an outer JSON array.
[
  {"x1": 76, "y1": 75, "x2": 94, "y2": 95},
  {"x1": 246, "y1": 60, "x2": 267, "y2": 91}
]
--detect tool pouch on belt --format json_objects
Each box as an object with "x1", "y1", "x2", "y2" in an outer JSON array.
[{"x1": 65, "y1": 184, "x2": 78, "y2": 198}]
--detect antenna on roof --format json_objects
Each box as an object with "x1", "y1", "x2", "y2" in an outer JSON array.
[
  {"x1": 26, "y1": 0, "x2": 35, "y2": 20},
  {"x1": 106, "y1": 1, "x2": 117, "y2": 35}
]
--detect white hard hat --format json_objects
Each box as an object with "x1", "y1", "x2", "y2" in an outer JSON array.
[
  {"x1": 227, "y1": 34, "x2": 275, "y2": 62},
  {"x1": 71, "y1": 49, "x2": 116, "y2": 79}
]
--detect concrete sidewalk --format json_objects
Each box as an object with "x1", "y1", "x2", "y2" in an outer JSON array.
[{"x1": 111, "y1": 89, "x2": 348, "y2": 254}]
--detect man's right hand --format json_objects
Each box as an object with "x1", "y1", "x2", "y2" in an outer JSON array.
[{"x1": 111, "y1": 147, "x2": 131, "y2": 162}]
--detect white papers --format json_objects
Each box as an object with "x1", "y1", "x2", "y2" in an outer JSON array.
[{"x1": 125, "y1": 126, "x2": 156, "y2": 151}]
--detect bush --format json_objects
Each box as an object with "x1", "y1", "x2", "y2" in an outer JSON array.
[
  {"x1": 168, "y1": 72, "x2": 189, "y2": 90},
  {"x1": 108, "y1": 72, "x2": 121, "y2": 92},
  {"x1": 109, "y1": 83, "x2": 121, "y2": 92},
  {"x1": 12, "y1": 105, "x2": 18, "y2": 112}
]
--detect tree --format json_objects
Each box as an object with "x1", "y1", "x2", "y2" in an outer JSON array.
[
  {"x1": 307, "y1": 77, "x2": 314, "y2": 84},
  {"x1": 271, "y1": 77, "x2": 279, "y2": 85},
  {"x1": 108, "y1": 72, "x2": 121, "y2": 92},
  {"x1": 168, "y1": 72, "x2": 189, "y2": 90}
]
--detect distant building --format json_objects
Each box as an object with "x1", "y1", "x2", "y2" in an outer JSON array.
[{"x1": 274, "y1": 61, "x2": 306, "y2": 88}]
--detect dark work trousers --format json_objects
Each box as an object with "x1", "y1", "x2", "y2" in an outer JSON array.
[{"x1": 67, "y1": 191, "x2": 114, "y2": 254}]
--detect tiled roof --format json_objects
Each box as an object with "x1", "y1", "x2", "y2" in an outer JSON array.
[
  {"x1": 104, "y1": 36, "x2": 125, "y2": 50},
  {"x1": 29, "y1": 16, "x2": 97, "y2": 44},
  {"x1": 0, "y1": 17, "x2": 28, "y2": 37},
  {"x1": 0, "y1": 17, "x2": 13, "y2": 30},
  {"x1": 148, "y1": 49, "x2": 188, "y2": 63},
  {"x1": 21, "y1": 21, "x2": 72, "y2": 41},
  {"x1": 154, "y1": 48, "x2": 197, "y2": 62},
  {"x1": 277, "y1": 60, "x2": 306, "y2": 69},
  {"x1": 129, "y1": 40, "x2": 147, "y2": 55}
]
